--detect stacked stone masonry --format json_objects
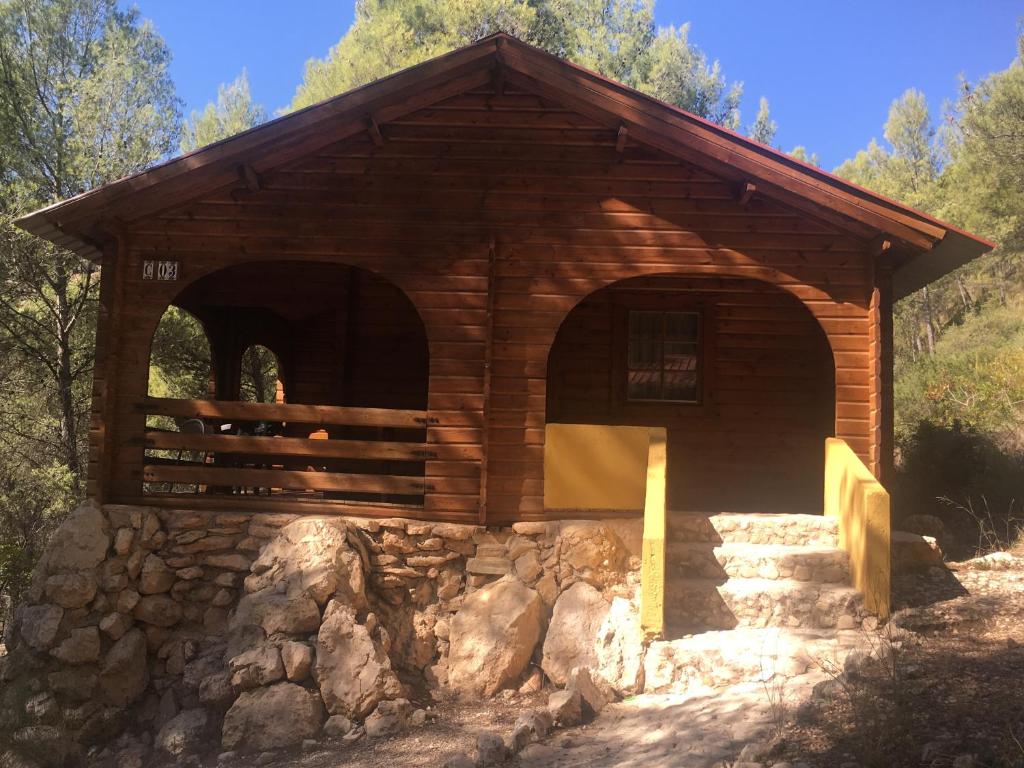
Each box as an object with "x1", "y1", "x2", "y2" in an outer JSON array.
[{"x1": 0, "y1": 503, "x2": 880, "y2": 765}]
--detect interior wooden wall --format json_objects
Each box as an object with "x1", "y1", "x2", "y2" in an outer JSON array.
[
  {"x1": 97, "y1": 82, "x2": 879, "y2": 523},
  {"x1": 546, "y1": 277, "x2": 835, "y2": 513}
]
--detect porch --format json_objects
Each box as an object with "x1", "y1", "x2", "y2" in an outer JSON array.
[{"x1": 126, "y1": 263, "x2": 844, "y2": 525}]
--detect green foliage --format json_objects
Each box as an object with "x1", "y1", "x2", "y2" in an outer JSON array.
[
  {"x1": 148, "y1": 307, "x2": 212, "y2": 400},
  {"x1": 788, "y1": 145, "x2": 820, "y2": 166},
  {"x1": 288, "y1": 0, "x2": 761, "y2": 134},
  {"x1": 0, "y1": 0, "x2": 181, "y2": 612},
  {"x1": 634, "y1": 22, "x2": 742, "y2": 127},
  {"x1": 0, "y1": 461, "x2": 75, "y2": 607},
  {"x1": 239, "y1": 345, "x2": 280, "y2": 403},
  {"x1": 181, "y1": 70, "x2": 267, "y2": 153},
  {"x1": 895, "y1": 298, "x2": 1024, "y2": 448},
  {"x1": 747, "y1": 97, "x2": 777, "y2": 145},
  {"x1": 834, "y1": 31, "x2": 1024, "y2": 545},
  {"x1": 290, "y1": 0, "x2": 538, "y2": 109}
]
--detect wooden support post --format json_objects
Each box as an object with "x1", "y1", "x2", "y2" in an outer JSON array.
[
  {"x1": 88, "y1": 231, "x2": 127, "y2": 503},
  {"x1": 877, "y1": 266, "x2": 894, "y2": 486},
  {"x1": 478, "y1": 238, "x2": 497, "y2": 524}
]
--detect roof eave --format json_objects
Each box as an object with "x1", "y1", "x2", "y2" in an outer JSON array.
[{"x1": 892, "y1": 230, "x2": 995, "y2": 299}]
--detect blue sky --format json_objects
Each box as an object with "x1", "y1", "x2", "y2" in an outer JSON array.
[{"x1": 129, "y1": 0, "x2": 1021, "y2": 169}]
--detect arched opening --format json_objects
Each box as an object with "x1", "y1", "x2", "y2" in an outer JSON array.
[
  {"x1": 238, "y1": 344, "x2": 284, "y2": 404},
  {"x1": 546, "y1": 274, "x2": 835, "y2": 513},
  {"x1": 141, "y1": 261, "x2": 430, "y2": 507},
  {"x1": 147, "y1": 306, "x2": 213, "y2": 400}
]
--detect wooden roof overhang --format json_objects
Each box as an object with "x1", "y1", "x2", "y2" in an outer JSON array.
[{"x1": 15, "y1": 33, "x2": 993, "y2": 299}]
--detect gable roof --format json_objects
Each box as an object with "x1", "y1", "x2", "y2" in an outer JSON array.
[{"x1": 15, "y1": 33, "x2": 993, "y2": 298}]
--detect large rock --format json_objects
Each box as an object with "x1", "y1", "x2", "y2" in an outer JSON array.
[
  {"x1": 98, "y1": 629, "x2": 148, "y2": 706},
  {"x1": 314, "y1": 600, "x2": 401, "y2": 718},
  {"x1": 892, "y1": 530, "x2": 944, "y2": 571},
  {"x1": 231, "y1": 588, "x2": 321, "y2": 638},
  {"x1": 228, "y1": 645, "x2": 284, "y2": 691},
  {"x1": 139, "y1": 555, "x2": 175, "y2": 595},
  {"x1": 44, "y1": 573, "x2": 97, "y2": 608},
  {"x1": 593, "y1": 596, "x2": 645, "y2": 694},
  {"x1": 39, "y1": 501, "x2": 109, "y2": 574},
  {"x1": 244, "y1": 518, "x2": 366, "y2": 607},
  {"x1": 541, "y1": 582, "x2": 610, "y2": 685},
  {"x1": 157, "y1": 708, "x2": 209, "y2": 758},
  {"x1": 280, "y1": 641, "x2": 313, "y2": 681},
  {"x1": 364, "y1": 698, "x2": 411, "y2": 738},
  {"x1": 19, "y1": 604, "x2": 63, "y2": 651},
  {"x1": 51, "y1": 627, "x2": 100, "y2": 664},
  {"x1": 556, "y1": 522, "x2": 628, "y2": 588},
  {"x1": 133, "y1": 595, "x2": 182, "y2": 627},
  {"x1": 221, "y1": 682, "x2": 325, "y2": 752},
  {"x1": 448, "y1": 577, "x2": 542, "y2": 697}
]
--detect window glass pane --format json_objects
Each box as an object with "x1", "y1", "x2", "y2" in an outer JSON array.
[
  {"x1": 662, "y1": 370, "x2": 698, "y2": 401},
  {"x1": 627, "y1": 369, "x2": 662, "y2": 400},
  {"x1": 626, "y1": 310, "x2": 700, "y2": 402},
  {"x1": 664, "y1": 312, "x2": 699, "y2": 342},
  {"x1": 628, "y1": 338, "x2": 660, "y2": 369}
]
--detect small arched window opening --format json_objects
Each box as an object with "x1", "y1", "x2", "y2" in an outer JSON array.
[{"x1": 239, "y1": 344, "x2": 284, "y2": 404}]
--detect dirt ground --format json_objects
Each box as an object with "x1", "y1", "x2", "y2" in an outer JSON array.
[
  {"x1": 777, "y1": 554, "x2": 1024, "y2": 768},
  {"x1": 254, "y1": 553, "x2": 1024, "y2": 768},
  {"x1": 269, "y1": 691, "x2": 548, "y2": 768}
]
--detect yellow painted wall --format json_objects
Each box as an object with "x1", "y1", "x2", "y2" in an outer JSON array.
[
  {"x1": 543, "y1": 423, "x2": 652, "y2": 510},
  {"x1": 543, "y1": 423, "x2": 667, "y2": 637},
  {"x1": 824, "y1": 437, "x2": 891, "y2": 617}
]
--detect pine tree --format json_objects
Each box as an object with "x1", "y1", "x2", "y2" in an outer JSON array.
[{"x1": 181, "y1": 70, "x2": 267, "y2": 153}]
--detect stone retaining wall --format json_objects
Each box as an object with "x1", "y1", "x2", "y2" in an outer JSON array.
[{"x1": 0, "y1": 502, "x2": 642, "y2": 765}]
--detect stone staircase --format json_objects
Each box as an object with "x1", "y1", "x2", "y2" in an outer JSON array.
[{"x1": 643, "y1": 512, "x2": 875, "y2": 695}]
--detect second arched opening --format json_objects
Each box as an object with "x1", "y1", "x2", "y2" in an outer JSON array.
[{"x1": 545, "y1": 273, "x2": 836, "y2": 514}]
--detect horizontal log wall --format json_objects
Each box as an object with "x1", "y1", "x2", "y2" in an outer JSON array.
[
  {"x1": 99, "y1": 83, "x2": 877, "y2": 523},
  {"x1": 546, "y1": 279, "x2": 835, "y2": 514}
]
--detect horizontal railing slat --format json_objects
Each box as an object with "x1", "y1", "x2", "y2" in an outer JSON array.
[
  {"x1": 142, "y1": 431, "x2": 433, "y2": 461},
  {"x1": 136, "y1": 396, "x2": 429, "y2": 429},
  {"x1": 143, "y1": 465, "x2": 426, "y2": 495}
]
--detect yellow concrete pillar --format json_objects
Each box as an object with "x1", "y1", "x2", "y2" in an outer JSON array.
[{"x1": 640, "y1": 427, "x2": 667, "y2": 638}]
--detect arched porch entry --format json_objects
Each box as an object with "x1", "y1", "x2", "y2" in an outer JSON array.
[
  {"x1": 545, "y1": 273, "x2": 836, "y2": 514},
  {"x1": 167, "y1": 261, "x2": 429, "y2": 411},
  {"x1": 137, "y1": 260, "x2": 431, "y2": 508}
]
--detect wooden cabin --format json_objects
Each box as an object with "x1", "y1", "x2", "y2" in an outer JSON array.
[{"x1": 16, "y1": 34, "x2": 993, "y2": 526}]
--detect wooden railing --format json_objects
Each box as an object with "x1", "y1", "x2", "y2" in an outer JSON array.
[
  {"x1": 136, "y1": 397, "x2": 432, "y2": 503},
  {"x1": 824, "y1": 437, "x2": 891, "y2": 617}
]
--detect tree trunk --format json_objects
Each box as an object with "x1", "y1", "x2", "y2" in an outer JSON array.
[
  {"x1": 920, "y1": 286, "x2": 937, "y2": 355},
  {"x1": 956, "y1": 275, "x2": 973, "y2": 312},
  {"x1": 53, "y1": 270, "x2": 82, "y2": 491}
]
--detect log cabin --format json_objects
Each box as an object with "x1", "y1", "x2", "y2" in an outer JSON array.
[{"x1": 16, "y1": 34, "x2": 993, "y2": 545}]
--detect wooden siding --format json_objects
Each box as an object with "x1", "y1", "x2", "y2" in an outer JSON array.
[
  {"x1": 545, "y1": 278, "x2": 835, "y2": 514},
  {"x1": 97, "y1": 83, "x2": 879, "y2": 523}
]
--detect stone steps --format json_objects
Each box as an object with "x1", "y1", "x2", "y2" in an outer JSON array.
[
  {"x1": 643, "y1": 627, "x2": 873, "y2": 694},
  {"x1": 668, "y1": 512, "x2": 839, "y2": 547},
  {"x1": 666, "y1": 542, "x2": 850, "y2": 582},
  {"x1": 664, "y1": 577, "x2": 865, "y2": 632}
]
